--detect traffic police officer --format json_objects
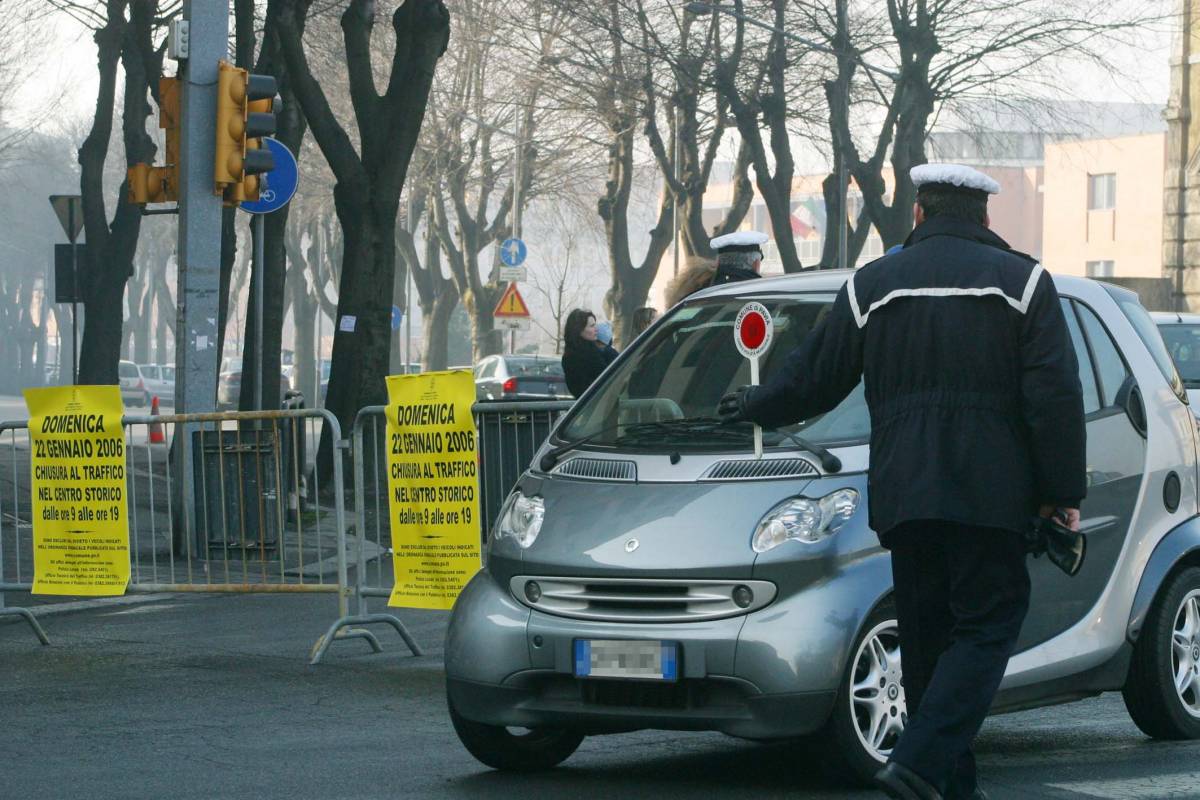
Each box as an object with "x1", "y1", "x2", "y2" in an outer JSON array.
[
  {"x1": 718, "y1": 164, "x2": 1086, "y2": 800},
  {"x1": 710, "y1": 231, "x2": 769, "y2": 285}
]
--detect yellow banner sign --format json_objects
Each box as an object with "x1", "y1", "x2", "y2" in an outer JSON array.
[
  {"x1": 24, "y1": 385, "x2": 129, "y2": 596},
  {"x1": 385, "y1": 370, "x2": 481, "y2": 609}
]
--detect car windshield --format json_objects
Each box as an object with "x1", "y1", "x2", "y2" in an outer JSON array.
[
  {"x1": 1158, "y1": 323, "x2": 1200, "y2": 387},
  {"x1": 558, "y1": 293, "x2": 870, "y2": 450},
  {"x1": 506, "y1": 357, "x2": 564, "y2": 378},
  {"x1": 118, "y1": 362, "x2": 138, "y2": 378}
]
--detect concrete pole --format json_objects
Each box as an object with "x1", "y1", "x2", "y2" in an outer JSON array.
[{"x1": 174, "y1": 0, "x2": 229, "y2": 548}]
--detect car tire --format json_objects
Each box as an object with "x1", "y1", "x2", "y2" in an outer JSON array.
[
  {"x1": 818, "y1": 601, "x2": 905, "y2": 787},
  {"x1": 1123, "y1": 566, "x2": 1200, "y2": 740},
  {"x1": 447, "y1": 697, "x2": 583, "y2": 771}
]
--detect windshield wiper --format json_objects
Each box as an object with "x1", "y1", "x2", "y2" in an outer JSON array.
[{"x1": 539, "y1": 417, "x2": 743, "y2": 471}]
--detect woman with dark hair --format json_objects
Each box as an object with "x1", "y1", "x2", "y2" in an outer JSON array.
[{"x1": 561, "y1": 309, "x2": 609, "y2": 398}]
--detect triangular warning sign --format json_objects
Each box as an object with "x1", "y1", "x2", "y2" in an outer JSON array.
[{"x1": 493, "y1": 283, "x2": 531, "y2": 318}]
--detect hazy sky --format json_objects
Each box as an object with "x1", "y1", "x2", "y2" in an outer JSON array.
[{"x1": 28, "y1": 9, "x2": 1175, "y2": 141}]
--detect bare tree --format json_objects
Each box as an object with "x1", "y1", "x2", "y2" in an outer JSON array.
[
  {"x1": 786, "y1": 0, "x2": 1167, "y2": 263},
  {"x1": 68, "y1": 0, "x2": 172, "y2": 384},
  {"x1": 277, "y1": 0, "x2": 449, "y2": 478}
]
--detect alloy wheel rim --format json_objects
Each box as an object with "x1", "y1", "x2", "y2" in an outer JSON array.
[
  {"x1": 1171, "y1": 590, "x2": 1200, "y2": 719},
  {"x1": 850, "y1": 619, "x2": 906, "y2": 762}
]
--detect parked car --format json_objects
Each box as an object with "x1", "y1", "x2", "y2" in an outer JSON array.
[
  {"x1": 447, "y1": 271, "x2": 1200, "y2": 785},
  {"x1": 1153, "y1": 311, "x2": 1200, "y2": 405},
  {"x1": 473, "y1": 355, "x2": 569, "y2": 401},
  {"x1": 137, "y1": 363, "x2": 173, "y2": 406},
  {"x1": 217, "y1": 356, "x2": 291, "y2": 409},
  {"x1": 117, "y1": 360, "x2": 147, "y2": 407}
]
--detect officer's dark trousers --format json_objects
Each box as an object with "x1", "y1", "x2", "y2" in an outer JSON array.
[{"x1": 886, "y1": 520, "x2": 1031, "y2": 799}]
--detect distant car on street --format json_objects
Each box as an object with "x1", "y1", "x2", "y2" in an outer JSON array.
[
  {"x1": 217, "y1": 356, "x2": 291, "y2": 409},
  {"x1": 137, "y1": 363, "x2": 173, "y2": 405},
  {"x1": 1153, "y1": 311, "x2": 1200, "y2": 405},
  {"x1": 117, "y1": 360, "x2": 147, "y2": 407},
  {"x1": 472, "y1": 355, "x2": 569, "y2": 401},
  {"x1": 448, "y1": 271, "x2": 1200, "y2": 784}
]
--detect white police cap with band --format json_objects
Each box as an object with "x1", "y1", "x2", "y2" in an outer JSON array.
[
  {"x1": 910, "y1": 163, "x2": 1001, "y2": 196},
  {"x1": 710, "y1": 231, "x2": 770, "y2": 252}
]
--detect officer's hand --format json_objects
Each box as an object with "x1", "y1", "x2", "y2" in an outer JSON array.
[
  {"x1": 717, "y1": 385, "x2": 757, "y2": 424},
  {"x1": 1039, "y1": 505, "x2": 1081, "y2": 532}
]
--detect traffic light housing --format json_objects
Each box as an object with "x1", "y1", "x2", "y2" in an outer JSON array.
[
  {"x1": 215, "y1": 61, "x2": 276, "y2": 205},
  {"x1": 126, "y1": 76, "x2": 180, "y2": 206}
]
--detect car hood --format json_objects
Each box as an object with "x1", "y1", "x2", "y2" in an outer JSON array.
[{"x1": 504, "y1": 473, "x2": 816, "y2": 579}]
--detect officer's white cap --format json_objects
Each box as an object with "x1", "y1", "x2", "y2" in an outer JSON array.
[
  {"x1": 910, "y1": 163, "x2": 1001, "y2": 196},
  {"x1": 710, "y1": 231, "x2": 769, "y2": 251}
]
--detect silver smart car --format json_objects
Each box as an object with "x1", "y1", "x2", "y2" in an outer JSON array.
[{"x1": 446, "y1": 270, "x2": 1200, "y2": 784}]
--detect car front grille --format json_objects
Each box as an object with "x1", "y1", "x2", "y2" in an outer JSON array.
[
  {"x1": 510, "y1": 576, "x2": 776, "y2": 623},
  {"x1": 700, "y1": 457, "x2": 819, "y2": 481},
  {"x1": 551, "y1": 457, "x2": 637, "y2": 482}
]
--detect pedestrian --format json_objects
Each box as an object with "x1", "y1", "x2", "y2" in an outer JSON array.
[
  {"x1": 594, "y1": 320, "x2": 619, "y2": 365},
  {"x1": 717, "y1": 163, "x2": 1086, "y2": 800},
  {"x1": 561, "y1": 309, "x2": 610, "y2": 398},
  {"x1": 665, "y1": 260, "x2": 717, "y2": 307},
  {"x1": 632, "y1": 307, "x2": 658, "y2": 338},
  {"x1": 664, "y1": 231, "x2": 770, "y2": 308}
]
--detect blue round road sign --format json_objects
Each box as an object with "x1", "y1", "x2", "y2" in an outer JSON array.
[
  {"x1": 499, "y1": 238, "x2": 527, "y2": 267},
  {"x1": 391, "y1": 305, "x2": 403, "y2": 331},
  {"x1": 240, "y1": 138, "x2": 299, "y2": 215}
]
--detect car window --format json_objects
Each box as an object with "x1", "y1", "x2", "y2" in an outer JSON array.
[
  {"x1": 560, "y1": 294, "x2": 870, "y2": 451},
  {"x1": 139, "y1": 365, "x2": 158, "y2": 379},
  {"x1": 1073, "y1": 303, "x2": 1129, "y2": 408},
  {"x1": 504, "y1": 357, "x2": 565, "y2": 378},
  {"x1": 161, "y1": 367, "x2": 175, "y2": 380},
  {"x1": 477, "y1": 360, "x2": 496, "y2": 379},
  {"x1": 1158, "y1": 323, "x2": 1200, "y2": 390},
  {"x1": 118, "y1": 362, "x2": 138, "y2": 378},
  {"x1": 1061, "y1": 300, "x2": 1101, "y2": 415}
]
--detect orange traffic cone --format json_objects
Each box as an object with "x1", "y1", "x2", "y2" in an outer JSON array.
[{"x1": 149, "y1": 395, "x2": 165, "y2": 444}]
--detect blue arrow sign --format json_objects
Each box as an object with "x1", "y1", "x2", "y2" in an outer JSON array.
[
  {"x1": 391, "y1": 305, "x2": 403, "y2": 331},
  {"x1": 240, "y1": 138, "x2": 299, "y2": 215},
  {"x1": 499, "y1": 238, "x2": 527, "y2": 267}
]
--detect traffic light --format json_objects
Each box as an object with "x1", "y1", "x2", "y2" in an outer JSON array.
[
  {"x1": 126, "y1": 76, "x2": 181, "y2": 206},
  {"x1": 214, "y1": 61, "x2": 276, "y2": 205}
]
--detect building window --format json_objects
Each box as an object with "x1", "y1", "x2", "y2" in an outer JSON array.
[
  {"x1": 1086, "y1": 260, "x2": 1115, "y2": 278},
  {"x1": 1088, "y1": 173, "x2": 1116, "y2": 210}
]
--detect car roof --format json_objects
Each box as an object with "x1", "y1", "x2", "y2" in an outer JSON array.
[
  {"x1": 684, "y1": 268, "x2": 1102, "y2": 302},
  {"x1": 1150, "y1": 311, "x2": 1200, "y2": 324}
]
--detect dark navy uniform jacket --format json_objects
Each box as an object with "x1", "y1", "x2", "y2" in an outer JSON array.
[{"x1": 743, "y1": 215, "x2": 1087, "y2": 540}]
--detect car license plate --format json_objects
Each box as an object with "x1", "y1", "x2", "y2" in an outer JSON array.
[{"x1": 573, "y1": 639, "x2": 678, "y2": 681}]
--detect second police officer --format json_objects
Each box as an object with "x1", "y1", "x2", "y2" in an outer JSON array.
[{"x1": 718, "y1": 163, "x2": 1086, "y2": 800}]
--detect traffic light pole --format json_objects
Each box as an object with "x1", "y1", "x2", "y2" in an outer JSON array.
[{"x1": 174, "y1": 0, "x2": 228, "y2": 547}]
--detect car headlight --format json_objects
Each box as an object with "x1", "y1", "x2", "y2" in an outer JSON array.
[
  {"x1": 752, "y1": 489, "x2": 859, "y2": 552},
  {"x1": 494, "y1": 491, "x2": 544, "y2": 549}
]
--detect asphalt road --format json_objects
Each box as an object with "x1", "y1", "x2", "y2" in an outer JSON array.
[{"x1": 4, "y1": 593, "x2": 1200, "y2": 800}]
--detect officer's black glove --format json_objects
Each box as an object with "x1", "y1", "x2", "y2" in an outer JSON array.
[{"x1": 717, "y1": 385, "x2": 758, "y2": 424}]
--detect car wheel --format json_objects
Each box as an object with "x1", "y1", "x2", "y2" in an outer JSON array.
[
  {"x1": 447, "y1": 696, "x2": 583, "y2": 771},
  {"x1": 819, "y1": 601, "x2": 906, "y2": 786},
  {"x1": 1123, "y1": 566, "x2": 1200, "y2": 739}
]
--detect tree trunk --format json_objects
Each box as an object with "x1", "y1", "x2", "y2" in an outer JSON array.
[{"x1": 422, "y1": 290, "x2": 456, "y2": 371}]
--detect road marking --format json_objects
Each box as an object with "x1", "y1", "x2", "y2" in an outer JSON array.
[
  {"x1": 1048, "y1": 773, "x2": 1200, "y2": 798},
  {"x1": 25, "y1": 593, "x2": 178, "y2": 617}
]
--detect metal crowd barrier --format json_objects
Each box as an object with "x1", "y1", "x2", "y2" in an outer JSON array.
[
  {"x1": 338, "y1": 400, "x2": 573, "y2": 645},
  {"x1": 0, "y1": 406, "x2": 381, "y2": 664},
  {"x1": 1, "y1": 399, "x2": 575, "y2": 663}
]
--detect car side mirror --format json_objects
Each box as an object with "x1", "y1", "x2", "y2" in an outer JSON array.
[{"x1": 1115, "y1": 375, "x2": 1147, "y2": 439}]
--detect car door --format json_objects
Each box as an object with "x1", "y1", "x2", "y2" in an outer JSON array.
[{"x1": 1014, "y1": 297, "x2": 1147, "y2": 652}]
